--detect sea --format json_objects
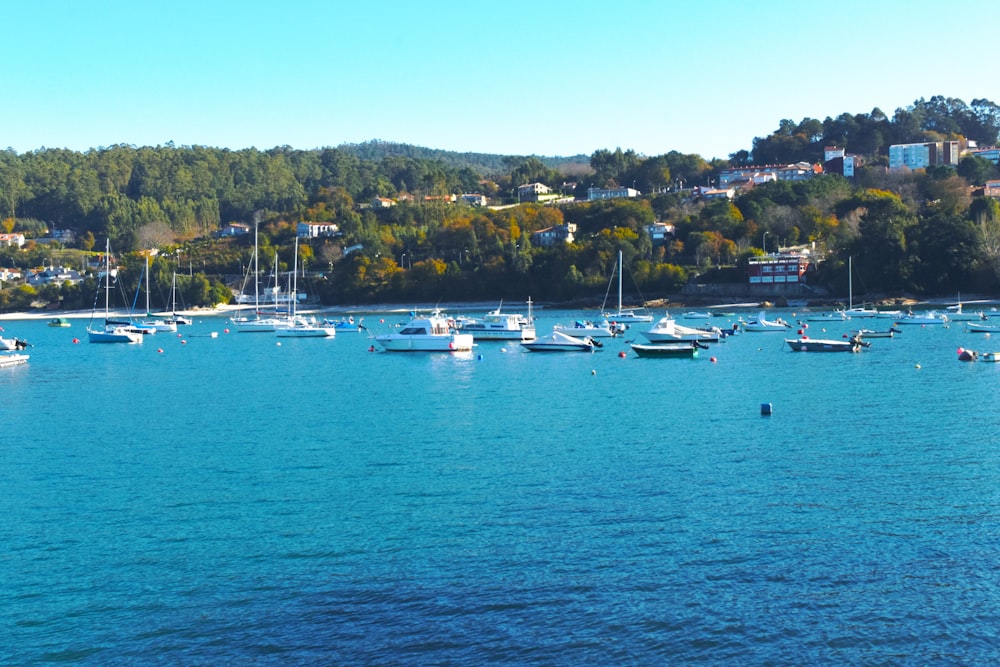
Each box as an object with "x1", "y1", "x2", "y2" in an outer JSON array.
[{"x1": 3, "y1": 307, "x2": 1000, "y2": 665}]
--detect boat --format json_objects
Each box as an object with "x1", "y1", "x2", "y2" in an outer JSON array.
[
  {"x1": 553, "y1": 319, "x2": 624, "y2": 338},
  {"x1": 375, "y1": 310, "x2": 474, "y2": 352},
  {"x1": 785, "y1": 334, "x2": 870, "y2": 352},
  {"x1": 966, "y1": 321, "x2": 1000, "y2": 333},
  {"x1": 681, "y1": 311, "x2": 713, "y2": 320},
  {"x1": 894, "y1": 311, "x2": 949, "y2": 325},
  {"x1": 48, "y1": 318, "x2": 71, "y2": 328},
  {"x1": 630, "y1": 342, "x2": 701, "y2": 358},
  {"x1": 165, "y1": 272, "x2": 192, "y2": 325},
  {"x1": 946, "y1": 295, "x2": 986, "y2": 322},
  {"x1": 0, "y1": 335, "x2": 30, "y2": 351},
  {"x1": 458, "y1": 298, "x2": 537, "y2": 341},
  {"x1": 87, "y1": 240, "x2": 143, "y2": 344},
  {"x1": 600, "y1": 249, "x2": 653, "y2": 323},
  {"x1": 0, "y1": 353, "x2": 29, "y2": 368},
  {"x1": 981, "y1": 352, "x2": 1000, "y2": 362},
  {"x1": 802, "y1": 311, "x2": 847, "y2": 323},
  {"x1": 323, "y1": 315, "x2": 365, "y2": 332},
  {"x1": 851, "y1": 327, "x2": 900, "y2": 339},
  {"x1": 274, "y1": 238, "x2": 336, "y2": 338},
  {"x1": 840, "y1": 257, "x2": 878, "y2": 318},
  {"x1": 741, "y1": 311, "x2": 791, "y2": 332},
  {"x1": 521, "y1": 330, "x2": 601, "y2": 352},
  {"x1": 643, "y1": 315, "x2": 722, "y2": 343},
  {"x1": 137, "y1": 253, "x2": 178, "y2": 333},
  {"x1": 232, "y1": 224, "x2": 283, "y2": 332}
]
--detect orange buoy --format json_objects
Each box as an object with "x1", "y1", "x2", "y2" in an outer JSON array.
[
  {"x1": 710, "y1": 356, "x2": 717, "y2": 363},
  {"x1": 72, "y1": 337, "x2": 79, "y2": 344},
  {"x1": 157, "y1": 348, "x2": 164, "y2": 353},
  {"x1": 618, "y1": 351, "x2": 626, "y2": 358}
]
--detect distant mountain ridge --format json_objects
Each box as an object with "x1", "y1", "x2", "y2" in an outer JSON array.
[{"x1": 336, "y1": 139, "x2": 591, "y2": 176}]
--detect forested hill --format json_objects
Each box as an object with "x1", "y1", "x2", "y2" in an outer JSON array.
[{"x1": 336, "y1": 140, "x2": 591, "y2": 176}]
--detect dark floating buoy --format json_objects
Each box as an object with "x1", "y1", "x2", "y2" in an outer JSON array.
[
  {"x1": 477, "y1": 354, "x2": 483, "y2": 360},
  {"x1": 760, "y1": 402, "x2": 773, "y2": 416}
]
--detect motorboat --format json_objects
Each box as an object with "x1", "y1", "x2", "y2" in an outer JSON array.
[
  {"x1": 681, "y1": 311, "x2": 713, "y2": 320},
  {"x1": 375, "y1": 311, "x2": 474, "y2": 352},
  {"x1": 802, "y1": 311, "x2": 847, "y2": 323},
  {"x1": 458, "y1": 298, "x2": 537, "y2": 341},
  {"x1": 630, "y1": 342, "x2": 700, "y2": 358},
  {"x1": 0, "y1": 336, "x2": 30, "y2": 351},
  {"x1": 785, "y1": 335, "x2": 869, "y2": 352},
  {"x1": 741, "y1": 311, "x2": 790, "y2": 332},
  {"x1": 48, "y1": 318, "x2": 71, "y2": 328},
  {"x1": 553, "y1": 319, "x2": 624, "y2": 338},
  {"x1": 643, "y1": 315, "x2": 721, "y2": 343},
  {"x1": 966, "y1": 321, "x2": 1000, "y2": 333},
  {"x1": 851, "y1": 327, "x2": 900, "y2": 339},
  {"x1": 521, "y1": 330, "x2": 601, "y2": 352},
  {"x1": 946, "y1": 303, "x2": 987, "y2": 322},
  {"x1": 842, "y1": 306, "x2": 878, "y2": 319},
  {"x1": 323, "y1": 316, "x2": 365, "y2": 332}
]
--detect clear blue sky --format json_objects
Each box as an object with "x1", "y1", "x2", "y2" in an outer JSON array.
[{"x1": 4, "y1": 0, "x2": 994, "y2": 160}]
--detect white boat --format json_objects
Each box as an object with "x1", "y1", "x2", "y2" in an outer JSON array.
[
  {"x1": 842, "y1": 306, "x2": 879, "y2": 319},
  {"x1": 375, "y1": 310, "x2": 474, "y2": 352},
  {"x1": 274, "y1": 238, "x2": 336, "y2": 338},
  {"x1": 232, "y1": 224, "x2": 284, "y2": 333},
  {"x1": 0, "y1": 335, "x2": 30, "y2": 351},
  {"x1": 741, "y1": 311, "x2": 791, "y2": 332},
  {"x1": 894, "y1": 311, "x2": 949, "y2": 325},
  {"x1": 802, "y1": 311, "x2": 847, "y2": 323},
  {"x1": 522, "y1": 330, "x2": 601, "y2": 352},
  {"x1": 166, "y1": 272, "x2": 192, "y2": 325},
  {"x1": 87, "y1": 240, "x2": 143, "y2": 344},
  {"x1": 137, "y1": 253, "x2": 178, "y2": 333},
  {"x1": 0, "y1": 353, "x2": 29, "y2": 368},
  {"x1": 601, "y1": 250, "x2": 653, "y2": 323},
  {"x1": 323, "y1": 316, "x2": 365, "y2": 332},
  {"x1": 553, "y1": 319, "x2": 623, "y2": 338},
  {"x1": 946, "y1": 296, "x2": 986, "y2": 322},
  {"x1": 459, "y1": 298, "x2": 537, "y2": 341},
  {"x1": 785, "y1": 335, "x2": 869, "y2": 352},
  {"x1": 681, "y1": 311, "x2": 713, "y2": 320},
  {"x1": 642, "y1": 315, "x2": 722, "y2": 342},
  {"x1": 965, "y1": 321, "x2": 1000, "y2": 333},
  {"x1": 840, "y1": 256, "x2": 878, "y2": 318}
]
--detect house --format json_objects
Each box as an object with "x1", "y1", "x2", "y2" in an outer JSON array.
[
  {"x1": 888, "y1": 141, "x2": 960, "y2": 170},
  {"x1": 517, "y1": 182, "x2": 552, "y2": 202},
  {"x1": 0, "y1": 267, "x2": 22, "y2": 282},
  {"x1": 459, "y1": 194, "x2": 488, "y2": 207},
  {"x1": 823, "y1": 146, "x2": 860, "y2": 177},
  {"x1": 985, "y1": 180, "x2": 1000, "y2": 198},
  {"x1": 219, "y1": 223, "x2": 251, "y2": 237},
  {"x1": 586, "y1": 187, "x2": 640, "y2": 201},
  {"x1": 643, "y1": 222, "x2": 675, "y2": 246},
  {"x1": 297, "y1": 221, "x2": 340, "y2": 238},
  {"x1": 531, "y1": 223, "x2": 577, "y2": 247},
  {"x1": 746, "y1": 253, "x2": 810, "y2": 285},
  {"x1": 371, "y1": 196, "x2": 397, "y2": 209},
  {"x1": 718, "y1": 163, "x2": 819, "y2": 188},
  {"x1": 698, "y1": 187, "x2": 736, "y2": 201},
  {"x1": 0, "y1": 233, "x2": 26, "y2": 248},
  {"x1": 26, "y1": 265, "x2": 84, "y2": 286},
  {"x1": 969, "y1": 148, "x2": 1000, "y2": 165}
]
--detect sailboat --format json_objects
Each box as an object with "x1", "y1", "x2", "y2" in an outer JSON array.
[
  {"x1": 232, "y1": 222, "x2": 282, "y2": 332},
  {"x1": 274, "y1": 237, "x2": 336, "y2": 338},
  {"x1": 87, "y1": 240, "x2": 143, "y2": 344},
  {"x1": 601, "y1": 249, "x2": 653, "y2": 323},
  {"x1": 165, "y1": 271, "x2": 192, "y2": 325},
  {"x1": 841, "y1": 256, "x2": 878, "y2": 318},
  {"x1": 137, "y1": 253, "x2": 178, "y2": 333}
]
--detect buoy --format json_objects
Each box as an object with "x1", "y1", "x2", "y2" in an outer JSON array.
[
  {"x1": 761, "y1": 403, "x2": 773, "y2": 416},
  {"x1": 177, "y1": 333, "x2": 183, "y2": 337},
  {"x1": 276, "y1": 341, "x2": 282, "y2": 346},
  {"x1": 500, "y1": 347, "x2": 508, "y2": 352},
  {"x1": 957, "y1": 347, "x2": 964, "y2": 354},
  {"x1": 591, "y1": 369, "x2": 597, "y2": 375},
  {"x1": 842, "y1": 333, "x2": 848, "y2": 339},
  {"x1": 797, "y1": 329, "x2": 803, "y2": 335},
  {"x1": 618, "y1": 351, "x2": 626, "y2": 358},
  {"x1": 477, "y1": 354, "x2": 483, "y2": 360},
  {"x1": 157, "y1": 348, "x2": 163, "y2": 353},
  {"x1": 72, "y1": 337, "x2": 79, "y2": 344},
  {"x1": 181, "y1": 340, "x2": 187, "y2": 345},
  {"x1": 380, "y1": 319, "x2": 385, "y2": 324},
  {"x1": 224, "y1": 328, "x2": 230, "y2": 333},
  {"x1": 915, "y1": 363, "x2": 921, "y2": 369},
  {"x1": 368, "y1": 345, "x2": 375, "y2": 352},
  {"x1": 710, "y1": 356, "x2": 717, "y2": 363}
]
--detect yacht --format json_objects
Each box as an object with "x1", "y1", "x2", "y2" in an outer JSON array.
[{"x1": 375, "y1": 311, "x2": 474, "y2": 352}]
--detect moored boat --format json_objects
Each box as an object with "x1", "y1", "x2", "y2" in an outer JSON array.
[
  {"x1": 553, "y1": 319, "x2": 624, "y2": 338},
  {"x1": 375, "y1": 310, "x2": 474, "y2": 352},
  {"x1": 458, "y1": 298, "x2": 537, "y2": 341},
  {"x1": 643, "y1": 315, "x2": 722, "y2": 343},
  {"x1": 785, "y1": 334, "x2": 869, "y2": 352},
  {"x1": 0, "y1": 353, "x2": 29, "y2": 368},
  {"x1": 630, "y1": 342, "x2": 700, "y2": 358},
  {"x1": 894, "y1": 311, "x2": 949, "y2": 325},
  {"x1": 742, "y1": 311, "x2": 791, "y2": 332},
  {"x1": 966, "y1": 321, "x2": 1000, "y2": 333},
  {"x1": 48, "y1": 318, "x2": 71, "y2": 328},
  {"x1": 521, "y1": 330, "x2": 601, "y2": 352},
  {"x1": 851, "y1": 327, "x2": 900, "y2": 339}
]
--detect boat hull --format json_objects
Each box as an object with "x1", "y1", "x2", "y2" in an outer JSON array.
[
  {"x1": 785, "y1": 338, "x2": 863, "y2": 352},
  {"x1": 88, "y1": 327, "x2": 143, "y2": 344},
  {"x1": 376, "y1": 334, "x2": 474, "y2": 352},
  {"x1": 631, "y1": 343, "x2": 698, "y2": 358}
]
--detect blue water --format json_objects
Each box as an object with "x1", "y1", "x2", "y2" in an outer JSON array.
[{"x1": 3, "y1": 310, "x2": 1000, "y2": 665}]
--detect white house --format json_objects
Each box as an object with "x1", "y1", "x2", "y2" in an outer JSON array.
[
  {"x1": 587, "y1": 187, "x2": 640, "y2": 201},
  {"x1": 459, "y1": 194, "x2": 488, "y2": 207},
  {"x1": 26, "y1": 265, "x2": 84, "y2": 286},
  {"x1": 531, "y1": 223, "x2": 577, "y2": 247},
  {"x1": 0, "y1": 233, "x2": 26, "y2": 247},
  {"x1": 219, "y1": 223, "x2": 251, "y2": 237},
  {"x1": 297, "y1": 221, "x2": 340, "y2": 238}
]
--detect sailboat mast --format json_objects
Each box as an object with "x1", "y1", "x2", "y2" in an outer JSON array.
[
  {"x1": 618, "y1": 249, "x2": 623, "y2": 312},
  {"x1": 849, "y1": 256, "x2": 853, "y2": 311},
  {"x1": 253, "y1": 221, "x2": 260, "y2": 313}
]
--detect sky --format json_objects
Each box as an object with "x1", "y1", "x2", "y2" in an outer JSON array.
[{"x1": 4, "y1": 0, "x2": 995, "y2": 161}]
